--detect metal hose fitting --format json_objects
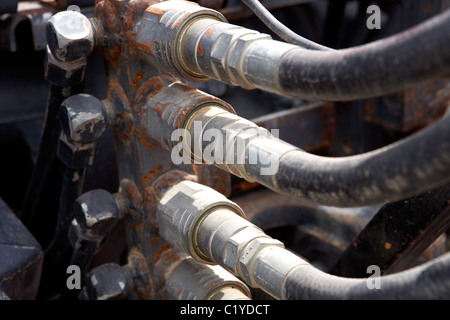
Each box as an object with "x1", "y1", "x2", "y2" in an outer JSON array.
[
  {"x1": 144, "y1": 81, "x2": 235, "y2": 151},
  {"x1": 136, "y1": 0, "x2": 227, "y2": 81},
  {"x1": 156, "y1": 179, "x2": 309, "y2": 300},
  {"x1": 165, "y1": 256, "x2": 251, "y2": 300},
  {"x1": 183, "y1": 105, "x2": 297, "y2": 181},
  {"x1": 157, "y1": 180, "x2": 245, "y2": 264}
]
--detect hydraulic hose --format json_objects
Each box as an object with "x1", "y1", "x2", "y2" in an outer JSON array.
[
  {"x1": 240, "y1": 0, "x2": 333, "y2": 51},
  {"x1": 156, "y1": 179, "x2": 450, "y2": 300},
  {"x1": 137, "y1": 1, "x2": 450, "y2": 101},
  {"x1": 144, "y1": 81, "x2": 450, "y2": 207},
  {"x1": 182, "y1": 105, "x2": 450, "y2": 207},
  {"x1": 284, "y1": 251, "x2": 450, "y2": 299},
  {"x1": 275, "y1": 8, "x2": 450, "y2": 100}
]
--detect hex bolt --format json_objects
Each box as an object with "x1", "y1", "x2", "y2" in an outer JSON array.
[
  {"x1": 57, "y1": 134, "x2": 97, "y2": 168},
  {"x1": 68, "y1": 219, "x2": 103, "y2": 255},
  {"x1": 57, "y1": 94, "x2": 114, "y2": 168},
  {"x1": 68, "y1": 189, "x2": 124, "y2": 256},
  {"x1": 79, "y1": 263, "x2": 129, "y2": 300},
  {"x1": 72, "y1": 189, "x2": 124, "y2": 241},
  {"x1": 46, "y1": 10, "x2": 94, "y2": 62},
  {"x1": 59, "y1": 94, "x2": 113, "y2": 145},
  {"x1": 64, "y1": 190, "x2": 125, "y2": 300},
  {"x1": 44, "y1": 46, "x2": 87, "y2": 87}
]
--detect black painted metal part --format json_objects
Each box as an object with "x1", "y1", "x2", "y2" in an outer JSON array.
[{"x1": 1, "y1": 0, "x2": 450, "y2": 301}]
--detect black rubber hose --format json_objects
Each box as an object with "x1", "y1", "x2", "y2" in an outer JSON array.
[
  {"x1": 284, "y1": 251, "x2": 450, "y2": 299},
  {"x1": 276, "y1": 8, "x2": 450, "y2": 101},
  {"x1": 248, "y1": 108, "x2": 450, "y2": 207},
  {"x1": 241, "y1": 0, "x2": 333, "y2": 51}
]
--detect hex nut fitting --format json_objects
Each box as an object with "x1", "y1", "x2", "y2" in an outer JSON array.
[
  {"x1": 59, "y1": 94, "x2": 110, "y2": 144},
  {"x1": 137, "y1": 0, "x2": 226, "y2": 80},
  {"x1": 223, "y1": 225, "x2": 266, "y2": 274},
  {"x1": 209, "y1": 29, "x2": 270, "y2": 88},
  {"x1": 227, "y1": 33, "x2": 272, "y2": 88},
  {"x1": 81, "y1": 263, "x2": 128, "y2": 300},
  {"x1": 44, "y1": 46, "x2": 86, "y2": 87},
  {"x1": 165, "y1": 257, "x2": 251, "y2": 300},
  {"x1": 68, "y1": 219, "x2": 103, "y2": 255},
  {"x1": 57, "y1": 133, "x2": 96, "y2": 168},
  {"x1": 238, "y1": 237, "x2": 284, "y2": 287},
  {"x1": 157, "y1": 180, "x2": 245, "y2": 264},
  {"x1": 144, "y1": 81, "x2": 234, "y2": 151},
  {"x1": 73, "y1": 189, "x2": 122, "y2": 239},
  {"x1": 46, "y1": 10, "x2": 94, "y2": 62}
]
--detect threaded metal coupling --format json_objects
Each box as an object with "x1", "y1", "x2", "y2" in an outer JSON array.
[
  {"x1": 136, "y1": 0, "x2": 227, "y2": 80},
  {"x1": 165, "y1": 257, "x2": 251, "y2": 300},
  {"x1": 157, "y1": 180, "x2": 245, "y2": 264}
]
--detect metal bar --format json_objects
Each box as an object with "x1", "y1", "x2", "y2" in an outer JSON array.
[{"x1": 330, "y1": 183, "x2": 450, "y2": 277}]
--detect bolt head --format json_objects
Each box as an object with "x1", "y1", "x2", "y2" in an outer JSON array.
[
  {"x1": 57, "y1": 133, "x2": 96, "y2": 168},
  {"x1": 227, "y1": 33, "x2": 270, "y2": 88},
  {"x1": 73, "y1": 189, "x2": 121, "y2": 239},
  {"x1": 224, "y1": 225, "x2": 264, "y2": 273},
  {"x1": 238, "y1": 237, "x2": 284, "y2": 286},
  {"x1": 46, "y1": 10, "x2": 94, "y2": 62},
  {"x1": 59, "y1": 94, "x2": 108, "y2": 144},
  {"x1": 83, "y1": 263, "x2": 128, "y2": 300},
  {"x1": 44, "y1": 47, "x2": 86, "y2": 86},
  {"x1": 68, "y1": 219, "x2": 103, "y2": 254}
]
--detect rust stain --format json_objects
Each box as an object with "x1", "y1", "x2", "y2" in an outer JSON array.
[
  {"x1": 135, "y1": 124, "x2": 158, "y2": 153},
  {"x1": 114, "y1": 112, "x2": 134, "y2": 143},
  {"x1": 197, "y1": 38, "x2": 204, "y2": 56},
  {"x1": 146, "y1": 6, "x2": 166, "y2": 20},
  {"x1": 173, "y1": 13, "x2": 190, "y2": 28},
  {"x1": 205, "y1": 26, "x2": 214, "y2": 36},
  {"x1": 178, "y1": 82, "x2": 196, "y2": 92},
  {"x1": 124, "y1": 5, "x2": 137, "y2": 30},
  {"x1": 131, "y1": 71, "x2": 146, "y2": 89},
  {"x1": 141, "y1": 187, "x2": 158, "y2": 226},
  {"x1": 143, "y1": 165, "x2": 164, "y2": 185},
  {"x1": 148, "y1": 237, "x2": 161, "y2": 244},
  {"x1": 136, "y1": 76, "x2": 166, "y2": 105},
  {"x1": 231, "y1": 180, "x2": 260, "y2": 193},
  {"x1": 152, "y1": 244, "x2": 172, "y2": 261},
  {"x1": 123, "y1": 180, "x2": 144, "y2": 209},
  {"x1": 153, "y1": 101, "x2": 171, "y2": 117}
]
